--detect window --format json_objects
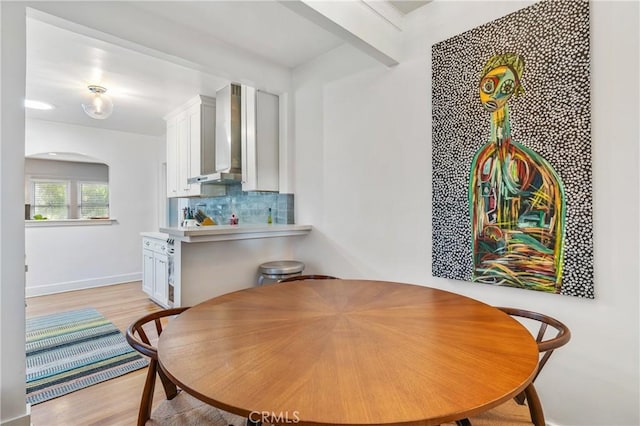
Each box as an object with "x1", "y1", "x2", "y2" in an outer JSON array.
[
  {"x1": 32, "y1": 180, "x2": 69, "y2": 219},
  {"x1": 25, "y1": 157, "x2": 110, "y2": 222},
  {"x1": 78, "y1": 182, "x2": 109, "y2": 218}
]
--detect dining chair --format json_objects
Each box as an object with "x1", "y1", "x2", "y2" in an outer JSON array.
[
  {"x1": 278, "y1": 274, "x2": 339, "y2": 283},
  {"x1": 126, "y1": 307, "x2": 190, "y2": 426},
  {"x1": 455, "y1": 307, "x2": 571, "y2": 426},
  {"x1": 127, "y1": 307, "x2": 262, "y2": 426}
]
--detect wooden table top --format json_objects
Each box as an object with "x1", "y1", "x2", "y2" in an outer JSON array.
[{"x1": 158, "y1": 280, "x2": 538, "y2": 426}]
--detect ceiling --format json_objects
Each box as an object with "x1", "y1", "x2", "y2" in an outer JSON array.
[
  {"x1": 25, "y1": 1, "x2": 429, "y2": 137},
  {"x1": 27, "y1": 18, "x2": 233, "y2": 137},
  {"x1": 129, "y1": 1, "x2": 345, "y2": 69},
  {"x1": 388, "y1": 0, "x2": 431, "y2": 15}
]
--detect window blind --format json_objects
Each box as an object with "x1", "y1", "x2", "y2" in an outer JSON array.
[
  {"x1": 79, "y1": 182, "x2": 109, "y2": 218},
  {"x1": 32, "y1": 180, "x2": 69, "y2": 219}
]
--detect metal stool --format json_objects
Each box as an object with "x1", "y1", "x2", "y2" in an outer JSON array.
[{"x1": 258, "y1": 260, "x2": 305, "y2": 285}]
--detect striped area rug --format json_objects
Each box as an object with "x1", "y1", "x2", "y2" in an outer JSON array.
[{"x1": 26, "y1": 307, "x2": 148, "y2": 405}]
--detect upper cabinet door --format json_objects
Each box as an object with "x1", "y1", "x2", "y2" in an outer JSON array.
[
  {"x1": 255, "y1": 90, "x2": 280, "y2": 192},
  {"x1": 166, "y1": 118, "x2": 179, "y2": 197},
  {"x1": 185, "y1": 103, "x2": 201, "y2": 197},
  {"x1": 242, "y1": 86, "x2": 279, "y2": 192},
  {"x1": 176, "y1": 111, "x2": 191, "y2": 196},
  {"x1": 164, "y1": 95, "x2": 217, "y2": 198}
]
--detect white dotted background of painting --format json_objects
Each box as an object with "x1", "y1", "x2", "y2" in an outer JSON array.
[{"x1": 431, "y1": 0, "x2": 593, "y2": 298}]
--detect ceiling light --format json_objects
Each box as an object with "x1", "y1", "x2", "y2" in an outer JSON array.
[
  {"x1": 81, "y1": 85, "x2": 113, "y2": 119},
  {"x1": 25, "y1": 99, "x2": 54, "y2": 110}
]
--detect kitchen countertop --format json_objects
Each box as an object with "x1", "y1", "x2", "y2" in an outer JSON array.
[
  {"x1": 159, "y1": 224, "x2": 312, "y2": 243},
  {"x1": 140, "y1": 231, "x2": 169, "y2": 240}
]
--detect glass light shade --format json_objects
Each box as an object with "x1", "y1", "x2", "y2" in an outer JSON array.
[{"x1": 82, "y1": 85, "x2": 113, "y2": 119}]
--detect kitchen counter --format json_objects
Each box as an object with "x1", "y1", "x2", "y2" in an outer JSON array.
[
  {"x1": 152, "y1": 223, "x2": 312, "y2": 306},
  {"x1": 140, "y1": 231, "x2": 169, "y2": 240},
  {"x1": 159, "y1": 224, "x2": 312, "y2": 243}
]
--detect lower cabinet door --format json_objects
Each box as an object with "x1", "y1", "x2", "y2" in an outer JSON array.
[
  {"x1": 142, "y1": 249, "x2": 154, "y2": 296},
  {"x1": 153, "y1": 253, "x2": 168, "y2": 306}
]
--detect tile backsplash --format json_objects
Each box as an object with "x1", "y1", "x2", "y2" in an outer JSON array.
[{"x1": 176, "y1": 184, "x2": 294, "y2": 226}]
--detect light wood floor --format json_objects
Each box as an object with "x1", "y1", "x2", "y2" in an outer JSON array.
[
  {"x1": 26, "y1": 282, "x2": 164, "y2": 426},
  {"x1": 26, "y1": 282, "x2": 533, "y2": 426}
]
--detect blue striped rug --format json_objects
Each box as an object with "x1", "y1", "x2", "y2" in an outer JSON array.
[{"x1": 26, "y1": 307, "x2": 148, "y2": 405}]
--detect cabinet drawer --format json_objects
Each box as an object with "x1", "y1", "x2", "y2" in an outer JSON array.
[{"x1": 142, "y1": 237, "x2": 168, "y2": 254}]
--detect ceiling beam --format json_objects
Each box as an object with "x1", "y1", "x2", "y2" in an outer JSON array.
[
  {"x1": 361, "y1": 0, "x2": 404, "y2": 30},
  {"x1": 280, "y1": 0, "x2": 402, "y2": 67}
]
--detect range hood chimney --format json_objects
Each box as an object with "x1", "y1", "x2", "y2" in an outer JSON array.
[{"x1": 187, "y1": 83, "x2": 243, "y2": 185}]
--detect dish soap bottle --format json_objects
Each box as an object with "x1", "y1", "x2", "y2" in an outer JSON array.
[{"x1": 267, "y1": 208, "x2": 272, "y2": 224}]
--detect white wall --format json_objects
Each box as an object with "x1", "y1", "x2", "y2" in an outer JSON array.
[
  {"x1": 25, "y1": 119, "x2": 163, "y2": 296},
  {"x1": 292, "y1": 2, "x2": 639, "y2": 425},
  {"x1": 0, "y1": 3, "x2": 29, "y2": 424}
]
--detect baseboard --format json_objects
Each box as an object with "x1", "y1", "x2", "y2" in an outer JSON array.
[
  {"x1": 25, "y1": 273, "x2": 142, "y2": 297},
  {"x1": 1, "y1": 404, "x2": 30, "y2": 426}
]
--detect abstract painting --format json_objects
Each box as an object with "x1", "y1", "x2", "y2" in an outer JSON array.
[{"x1": 431, "y1": 1, "x2": 592, "y2": 297}]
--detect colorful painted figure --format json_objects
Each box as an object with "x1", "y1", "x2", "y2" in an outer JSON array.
[{"x1": 469, "y1": 53, "x2": 566, "y2": 292}]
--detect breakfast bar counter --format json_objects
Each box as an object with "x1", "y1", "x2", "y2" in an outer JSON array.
[
  {"x1": 159, "y1": 224, "x2": 311, "y2": 243},
  {"x1": 155, "y1": 224, "x2": 312, "y2": 308}
]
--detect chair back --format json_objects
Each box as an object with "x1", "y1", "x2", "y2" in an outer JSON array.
[
  {"x1": 455, "y1": 307, "x2": 569, "y2": 425},
  {"x1": 126, "y1": 307, "x2": 190, "y2": 426},
  {"x1": 126, "y1": 307, "x2": 189, "y2": 360},
  {"x1": 498, "y1": 307, "x2": 571, "y2": 382},
  {"x1": 279, "y1": 274, "x2": 339, "y2": 283}
]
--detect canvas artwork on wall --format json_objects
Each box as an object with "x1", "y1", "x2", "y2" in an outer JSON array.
[{"x1": 431, "y1": 0, "x2": 592, "y2": 298}]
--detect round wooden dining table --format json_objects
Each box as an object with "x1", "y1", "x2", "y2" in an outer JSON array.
[{"x1": 158, "y1": 279, "x2": 540, "y2": 426}]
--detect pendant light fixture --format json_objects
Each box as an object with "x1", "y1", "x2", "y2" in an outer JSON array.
[{"x1": 81, "y1": 85, "x2": 113, "y2": 119}]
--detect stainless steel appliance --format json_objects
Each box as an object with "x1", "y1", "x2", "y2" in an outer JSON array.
[{"x1": 188, "y1": 83, "x2": 242, "y2": 184}]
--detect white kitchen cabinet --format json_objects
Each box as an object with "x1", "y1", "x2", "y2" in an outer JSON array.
[
  {"x1": 166, "y1": 119, "x2": 178, "y2": 197},
  {"x1": 165, "y1": 95, "x2": 223, "y2": 198},
  {"x1": 142, "y1": 236, "x2": 170, "y2": 308},
  {"x1": 241, "y1": 87, "x2": 280, "y2": 192},
  {"x1": 142, "y1": 248, "x2": 154, "y2": 295},
  {"x1": 153, "y1": 253, "x2": 168, "y2": 303}
]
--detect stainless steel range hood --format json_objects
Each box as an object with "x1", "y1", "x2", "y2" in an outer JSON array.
[
  {"x1": 187, "y1": 83, "x2": 280, "y2": 192},
  {"x1": 187, "y1": 83, "x2": 243, "y2": 185}
]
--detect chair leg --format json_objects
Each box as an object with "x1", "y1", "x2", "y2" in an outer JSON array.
[
  {"x1": 456, "y1": 419, "x2": 472, "y2": 426},
  {"x1": 138, "y1": 359, "x2": 158, "y2": 426},
  {"x1": 157, "y1": 366, "x2": 179, "y2": 400},
  {"x1": 524, "y1": 383, "x2": 546, "y2": 426}
]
